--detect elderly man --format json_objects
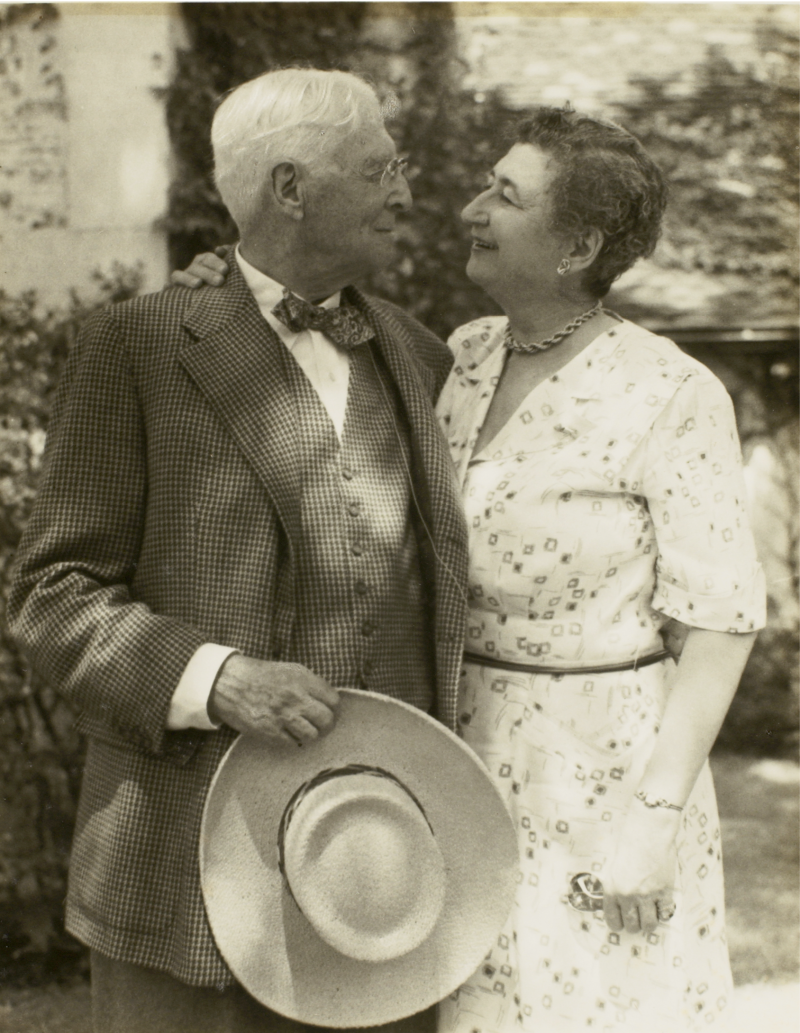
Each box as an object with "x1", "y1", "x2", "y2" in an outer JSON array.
[{"x1": 10, "y1": 68, "x2": 467, "y2": 1033}]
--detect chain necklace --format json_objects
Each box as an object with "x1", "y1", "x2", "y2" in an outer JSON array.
[{"x1": 503, "y1": 301, "x2": 603, "y2": 355}]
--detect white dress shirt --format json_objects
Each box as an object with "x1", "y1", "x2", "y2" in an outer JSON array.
[{"x1": 166, "y1": 249, "x2": 353, "y2": 730}]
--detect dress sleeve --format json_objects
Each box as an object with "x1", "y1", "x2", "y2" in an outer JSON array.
[{"x1": 643, "y1": 369, "x2": 766, "y2": 633}]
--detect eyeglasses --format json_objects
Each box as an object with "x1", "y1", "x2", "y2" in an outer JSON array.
[{"x1": 379, "y1": 157, "x2": 409, "y2": 188}]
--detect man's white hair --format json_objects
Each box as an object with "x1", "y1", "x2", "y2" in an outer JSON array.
[{"x1": 212, "y1": 67, "x2": 385, "y2": 234}]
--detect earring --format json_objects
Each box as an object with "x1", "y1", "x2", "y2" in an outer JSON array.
[{"x1": 557, "y1": 258, "x2": 571, "y2": 276}]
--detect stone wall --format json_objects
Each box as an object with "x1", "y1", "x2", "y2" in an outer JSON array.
[{"x1": 0, "y1": 3, "x2": 183, "y2": 307}]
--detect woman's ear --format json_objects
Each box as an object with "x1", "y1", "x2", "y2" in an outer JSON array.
[
  {"x1": 569, "y1": 226, "x2": 604, "y2": 271},
  {"x1": 271, "y1": 162, "x2": 304, "y2": 221}
]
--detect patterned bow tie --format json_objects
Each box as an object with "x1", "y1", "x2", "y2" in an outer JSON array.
[{"x1": 271, "y1": 289, "x2": 373, "y2": 351}]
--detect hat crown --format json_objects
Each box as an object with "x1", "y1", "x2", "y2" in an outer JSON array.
[{"x1": 281, "y1": 770, "x2": 446, "y2": 962}]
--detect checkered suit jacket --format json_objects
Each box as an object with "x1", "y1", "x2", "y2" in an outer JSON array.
[{"x1": 8, "y1": 258, "x2": 468, "y2": 983}]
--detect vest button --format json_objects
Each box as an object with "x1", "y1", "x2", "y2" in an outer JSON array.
[
  {"x1": 351, "y1": 543, "x2": 363, "y2": 556},
  {"x1": 342, "y1": 466, "x2": 355, "y2": 480},
  {"x1": 361, "y1": 619, "x2": 375, "y2": 637},
  {"x1": 354, "y1": 580, "x2": 369, "y2": 596},
  {"x1": 348, "y1": 502, "x2": 361, "y2": 518}
]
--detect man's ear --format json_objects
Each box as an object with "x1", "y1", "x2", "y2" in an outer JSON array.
[
  {"x1": 271, "y1": 162, "x2": 304, "y2": 220},
  {"x1": 569, "y1": 226, "x2": 604, "y2": 271}
]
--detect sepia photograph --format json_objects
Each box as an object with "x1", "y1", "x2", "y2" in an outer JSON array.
[{"x1": 1, "y1": 2, "x2": 797, "y2": 1032}]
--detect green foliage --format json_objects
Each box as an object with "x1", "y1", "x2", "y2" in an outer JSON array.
[
  {"x1": 163, "y1": 2, "x2": 509, "y2": 339},
  {"x1": 720, "y1": 625, "x2": 799, "y2": 757},
  {"x1": 357, "y1": 13, "x2": 509, "y2": 339},
  {"x1": 0, "y1": 267, "x2": 142, "y2": 982},
  {"x1": 613, "y1": 22, "x2": 799, "y2": 321}
]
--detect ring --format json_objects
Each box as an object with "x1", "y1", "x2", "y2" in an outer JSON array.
[{"x1": 656, "y1": 901, "x2": 676, "y2": 921}]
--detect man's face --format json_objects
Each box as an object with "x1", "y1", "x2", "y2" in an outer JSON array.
[{"x1": 300, "y1": 108, "x2": 412, "y2": 288}]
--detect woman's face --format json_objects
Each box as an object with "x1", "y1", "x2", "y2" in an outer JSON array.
[{"x1": 462, "y1": 144, "x2": 569, "y2": 302}]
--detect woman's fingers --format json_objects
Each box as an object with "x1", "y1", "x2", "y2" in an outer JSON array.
[
  {"x1": 603, "y1": 895, "x2": 624, "y2": 931},
  {"x1": 656, "y1": 898, "x2": 677, "y2": 923},
  {"x1": 603, "y1": 892, "x2": 674, "y2": 934},
  {"x1": 170, "y1": 252, "x2": 229, "y2": 289},
  {"x1": 638, "y1": 899, "x2": 660, "y2": 935},
  {"x1": 621, "y1": 902, "x2": 642, "y2": 934}
]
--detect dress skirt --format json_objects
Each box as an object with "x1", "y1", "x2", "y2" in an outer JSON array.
[{"x1": 438, "y1": 658, "x2": 734, "y2": 1033}]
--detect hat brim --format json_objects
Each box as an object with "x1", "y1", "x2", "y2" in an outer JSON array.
[{"x1": 200, "y1": 689, "x2": 518, "y2": 1028}]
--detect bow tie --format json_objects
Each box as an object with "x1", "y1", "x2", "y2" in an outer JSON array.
[{"x1": 271, "y1": 290, "x2": 373, "y2": 351}]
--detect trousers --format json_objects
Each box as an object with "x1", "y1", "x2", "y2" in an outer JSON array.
[{"x1": 90, "y1": 952, "x2": 438, "y2": 1033}]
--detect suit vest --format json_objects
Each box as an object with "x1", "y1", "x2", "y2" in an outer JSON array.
[{"x1": 282, "y1": 341, "x2": 435, "y2": 711}]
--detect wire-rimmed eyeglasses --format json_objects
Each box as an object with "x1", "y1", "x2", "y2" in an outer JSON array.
[{"x1": 379, "y1": 157, "x2": 409, "y2": 188}]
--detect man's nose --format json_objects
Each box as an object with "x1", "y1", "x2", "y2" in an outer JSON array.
[{"x1": 387, "y1": 175, "x2": 413, "y2": 213}]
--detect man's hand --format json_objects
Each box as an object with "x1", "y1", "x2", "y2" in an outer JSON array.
[
  {"x1": 209, "y1": 654, "x2": 340, "y2": 745},
  {"x1": 170, "y1": 247, "x2": 229, "y2": 289}
]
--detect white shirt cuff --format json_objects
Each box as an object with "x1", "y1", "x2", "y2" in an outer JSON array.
[{"x1": 167, "y1": 643, "x2": 239, "y2": 730}]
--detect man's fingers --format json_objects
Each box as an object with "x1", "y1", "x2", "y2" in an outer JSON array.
[
  {"x1": 284, "y1": 714, "x2": 320, "y2": 743},
  {"x1": 301, "y1": 697, "x2": 337, "y2": 735},
  {"x1": 308, "y1": 680, "x2": 341, "y2": 711}
]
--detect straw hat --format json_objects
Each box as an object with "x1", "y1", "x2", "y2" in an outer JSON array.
[{"x1": 200, "y1": 689, "x2": 518, "y2": 1028}]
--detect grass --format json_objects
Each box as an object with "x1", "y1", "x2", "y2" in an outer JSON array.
[
  {"x1": 712, "y1": 753, "x2": 799, "y2": 986},
  {"x1": 0, "y1": 752, "x2": 796, "y2": 1033}
]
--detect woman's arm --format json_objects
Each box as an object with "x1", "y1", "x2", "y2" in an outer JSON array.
[
  {"x1": 638, "y1": 627, "x2": 756, "y2": 804},
  {"x1": 602, "y1": 627, "x2": 756, "y2": 933}
]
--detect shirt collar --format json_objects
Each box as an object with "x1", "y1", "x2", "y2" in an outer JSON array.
[{"x1": 235, "y1": 246, "x2": 341, "y2": 313}]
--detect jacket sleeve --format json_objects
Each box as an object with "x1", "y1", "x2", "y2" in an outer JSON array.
[{"x1": 8, "y1": 307, "x2": 208, "y2": 757}]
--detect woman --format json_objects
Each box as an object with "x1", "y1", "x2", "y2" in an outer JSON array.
[
  {"x1": 177, "y1": 107, "x2": 765, "y2": 1032},
  {"x1": 432, "y1": 108, "x2": 763, "y2": 1033}
]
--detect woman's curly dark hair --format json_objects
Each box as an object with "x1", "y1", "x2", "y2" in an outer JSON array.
[{"x1": 514, "y1": 107, "x2": 668, "y2": 298}]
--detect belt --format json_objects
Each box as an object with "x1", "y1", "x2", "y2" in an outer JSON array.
[{"x1": 462, "y1": 649, "x2": 671, "y2": 676}]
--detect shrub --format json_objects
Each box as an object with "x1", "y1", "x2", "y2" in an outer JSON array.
[{"x1": 0, "y1": 267, "x2": 142, "y2": 982}]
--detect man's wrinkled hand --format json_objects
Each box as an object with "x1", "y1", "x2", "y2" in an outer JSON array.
[
  {"x1": 170, "y1": 248, "x2": 229, "y2": 289},
  {"x1": 208, "y1": 654, "x2": 340, "y2": 745}
]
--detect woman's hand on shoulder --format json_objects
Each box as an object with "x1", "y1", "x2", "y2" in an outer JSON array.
[
  {"x1": 171, "y1": 246, "x2": 229, "y2": 289},
  {"x1": 602, "y1": 797, "x2": 681, "y2": 935}
]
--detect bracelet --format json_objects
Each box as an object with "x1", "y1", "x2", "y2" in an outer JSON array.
[{"x1": 634, "y1": 789, "x2": 683, "y2": 812}]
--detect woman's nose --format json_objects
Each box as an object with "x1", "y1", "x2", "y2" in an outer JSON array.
[{"x1": 461, "y1": 194, "x2": 488, "y2": 225}]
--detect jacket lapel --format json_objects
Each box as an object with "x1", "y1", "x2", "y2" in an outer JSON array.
[
  {"x1": 351, "y1": 289, "x2": 469, "y2": 725},
  {"x1": 178, "y1": 262, "x2": 302, "y2": 540}
]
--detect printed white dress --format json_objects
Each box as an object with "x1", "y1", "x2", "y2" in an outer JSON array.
[{"x1": 436, "y1": 317, "x2": 766, "y2": 1033}]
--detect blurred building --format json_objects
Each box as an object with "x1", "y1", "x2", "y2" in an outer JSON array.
[
  {"x1": 0, "y1": 3, "x2": 182, "y2": 304},
  {"x1": 4, "y1": 3, "x2": 796, "y2": 308}
]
